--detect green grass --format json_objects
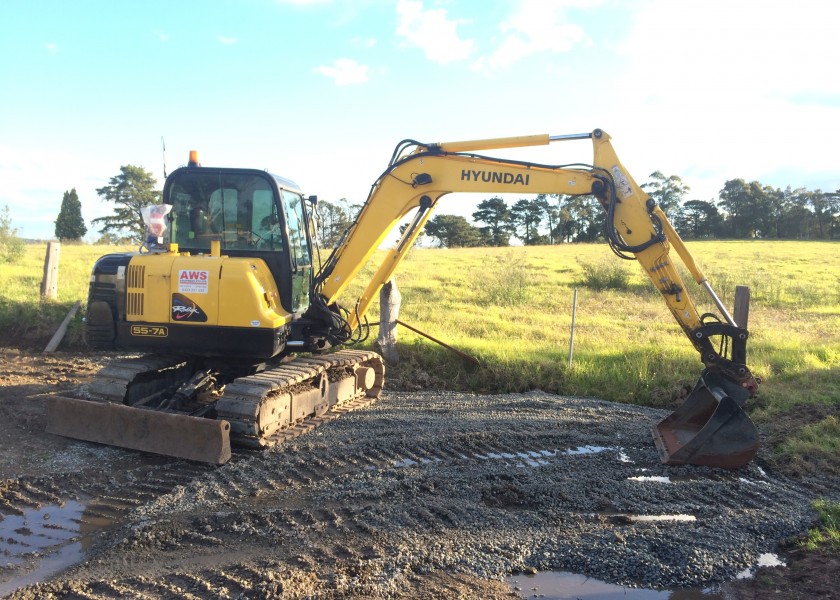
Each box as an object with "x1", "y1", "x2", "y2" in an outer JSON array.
[
  {"x1": 0, "y1": 243, "x2": 134, "y2": 345},
  {"x1": 1, "y1": 239, "x2": 839, "y2": 473},
  {"x1": 577, "y1": 256, "x2": 633, "y2": 290},
  {"x1": 352, "y1": 241, "x2": 840, "y2": 393},
  {"x1": 801, "y1": 499, "x2": 840, "y2": 551}
]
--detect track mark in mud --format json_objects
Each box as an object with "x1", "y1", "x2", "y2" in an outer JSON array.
[
  {"x1": 0, "y1": 458, "x2": 217, "y2": 597},
  {"x1": 2, "y1": 389, "x2": 834, "y2": 599}
]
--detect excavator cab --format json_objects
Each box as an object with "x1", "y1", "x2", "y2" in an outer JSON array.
[{"x1": 166, "y1": 163, "x2": 315, "y2": 317}]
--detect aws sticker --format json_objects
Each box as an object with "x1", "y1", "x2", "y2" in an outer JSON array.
[
  {"x1": 172, "y1": 293, "x2": 207, "y2": 322},
  {"x1": 178, "y1": 269, "x2": 209, "y2": 294}
]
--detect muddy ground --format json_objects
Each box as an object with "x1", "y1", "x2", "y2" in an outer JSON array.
[{"x1": 0, "y1": 346, "x2": 837, "y2": 599}]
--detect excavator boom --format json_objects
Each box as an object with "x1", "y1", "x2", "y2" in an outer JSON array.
[{"x1": 312, "y1": 129, "x2": 759, "y2": 468}]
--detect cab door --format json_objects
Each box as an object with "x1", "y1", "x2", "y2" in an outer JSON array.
[{"x1": 280, "y1": 189, "x2": 312, "y2": 313}]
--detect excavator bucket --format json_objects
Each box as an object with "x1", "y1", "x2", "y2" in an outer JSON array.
[
  {"x1": 651, "y1": 372, "x2": 759, "y2": 469},
  {"x1": 46, "y1": 396, "x2": 232, "y2": 465}
]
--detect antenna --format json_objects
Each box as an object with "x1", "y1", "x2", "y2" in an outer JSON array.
[{"x1": 161, "y1": 136, "x2": 167, "y2": 178}]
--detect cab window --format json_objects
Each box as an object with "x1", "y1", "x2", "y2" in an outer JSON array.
[
  {"x1": 281, "y1": 189, "x2": 311, "y2": 311},
  {"x1": 169, "y1": 172, "x2": 283, "y2": 252},
  {"x1": 281, "y1": 189, "x2": 311, "y2": 267}
]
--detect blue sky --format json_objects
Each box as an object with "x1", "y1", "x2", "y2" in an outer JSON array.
[{"x1": 1, "y1": 0, "x2": 838, "y2": 240}]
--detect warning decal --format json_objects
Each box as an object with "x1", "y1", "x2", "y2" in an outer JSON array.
[
  {"x1": 178, "y1": 269, "x2": 209, "y2": 294},
  {"x1": 611, "y1": 166, "x2": 634, "y2": 199}
]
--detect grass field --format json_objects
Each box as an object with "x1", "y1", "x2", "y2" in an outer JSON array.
[
  {"x1": 1, "y1": 240, "x2": 838, "y2": 473},
  {"x1": 0, "y1": 243, "x2": 137, "y2": 345},
  {"x1": 366, "y1": 241, "x2": 840, "y2": 474}
]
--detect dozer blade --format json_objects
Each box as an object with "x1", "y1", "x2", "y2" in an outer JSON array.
[
  {"x1": 46, "y1": 396, "x2": 231, "y2": 465},
  {"x1": 651, "y1": 372, "x2": 759, "y2": 469}
]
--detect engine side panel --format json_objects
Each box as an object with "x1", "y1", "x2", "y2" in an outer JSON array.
[{"x1": 86, "y1": 251, "x2": 294, "y2": 359}]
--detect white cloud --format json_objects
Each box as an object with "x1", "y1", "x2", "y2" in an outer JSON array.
[
  {"x1": 618, "y1": 0, "x2": 840, "y2": 101},
  {"x1": 0, "y1": 145, "x2": 114, "y2": 240},
  {"x1": 605, "y1": 0, "x2": 840, "y2": 200},
  {"x1": 217, "y1": 36, "x2": 238, "y2": 45},
  {"x1": 472, "y1": 0, "x2": 593, "y2": 72},
  {"x1": 45, "y1": 43, "x2": 59, "y2": 53},
  {"x1": 314, "y1": 58, "x2": 369, "y2": 86},
  {"x1": 395, "y1": 0, "x2": 474, "y2": 64}
]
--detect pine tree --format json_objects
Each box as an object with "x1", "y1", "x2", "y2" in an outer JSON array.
[
  {"x1": 54, "y1": 188, "x2": 88, "y2": 241},
  {"x1": 472, "y1": 197, "x2": 513, "y2": 246},
  {"x1": 92, "y1": 165, "x2": 161, "y2": 243}
]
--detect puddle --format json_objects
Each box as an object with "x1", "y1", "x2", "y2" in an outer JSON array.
[
  {"x1": 735, "y1": 553, "x2": 786, "y2": 579},
  {"x1": 737, "y1": 476, "x2": 770, "y2": 486},
  {"x1": 507, "y1": 570, "x2": 724, "y2": 599},
  {"x1": 398, "y1": 446, "x2": 620, "y2": 469},
  {"x1": 508, "y1": 554, "x2": 787, "y2": 599},
  {"x1": 0, "y1": 499, "x2": 118, "y2": 596},
  {"x1": 628, "y1": 475, "x2": 673, "y2": 483},
  {"x1": 382, "y1": 446, "x2": 630, "y2": 471},
  {"x1": 629, "y1": 472, "x2": 771, "y2": 486},
  {"x1": 562, "y1": 445, "x2": 610, "y2": 456},
  {"x1": 605, "y1": 513, "x2": 696, "y2": 523},
  {"x1": 474, "y1": 451, "x2": 554, "y2": 468}
]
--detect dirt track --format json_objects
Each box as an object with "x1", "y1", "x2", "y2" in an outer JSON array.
[{"x1": 0, "y1": 347, "x2": 837, "y2": 599}]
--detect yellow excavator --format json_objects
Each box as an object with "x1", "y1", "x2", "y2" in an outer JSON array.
[{"x1": 47, "y1": 129, "x2": 760, "y2": 468}]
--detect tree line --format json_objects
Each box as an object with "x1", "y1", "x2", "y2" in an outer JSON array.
[
  {"x1": 320, "y1": 172, "x2": 839, "y2": 248},
  {"x1": 50, "y1": 165, "x2": 840, "y2": 246}
]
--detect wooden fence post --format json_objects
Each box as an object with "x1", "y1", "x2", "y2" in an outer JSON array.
[
  {"x1": 733, "y1": 285, "x2": 750, "y2": 329},
  {"x1": 376, "y1": 279, "x2": 401, "y2": 364},
  {"x1": 568, "y1": 288, "x2": 578, "y2": 369},
  {"x1": 41, "y1": 241, "x2": 60, "y2": 301}
]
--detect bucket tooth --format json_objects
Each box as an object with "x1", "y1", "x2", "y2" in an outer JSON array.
[{"x1": 652, "y1": 371, "x2": 759, "y2": 469}]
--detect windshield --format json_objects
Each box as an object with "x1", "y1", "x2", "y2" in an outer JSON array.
[{"x1": 168, "y1": 171, "x2": 283, "y2": 252}]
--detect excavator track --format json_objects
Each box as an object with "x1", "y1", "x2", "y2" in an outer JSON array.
[
  {"x1": 216, "y1": 349, "x2": 385, "y2": 447},
  {"x1": 47, "y1": 350, "x2": 385, "y2": 464},
  {"x1": 84, "y1": 354, "x2": 195, "y2": 404}
]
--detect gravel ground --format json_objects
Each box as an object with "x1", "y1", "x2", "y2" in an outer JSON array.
[
  {"x1": 143, "y1": 392, "x2": 820, "y2": 585},
  {"x1": 0, "y1": 348, "x2": 836, "y2": 599}
]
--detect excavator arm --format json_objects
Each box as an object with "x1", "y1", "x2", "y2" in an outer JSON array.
[{"x1": 312, "y1": 128, "x2": 759, "y2": 468}]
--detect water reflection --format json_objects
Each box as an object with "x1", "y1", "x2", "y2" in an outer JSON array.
[
  {"x1": 0, "y1": 498, "x2": 118, "y2": 596},
  {"x1": 507, "y1": 570, "x2": 724, "y2": 599}
]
